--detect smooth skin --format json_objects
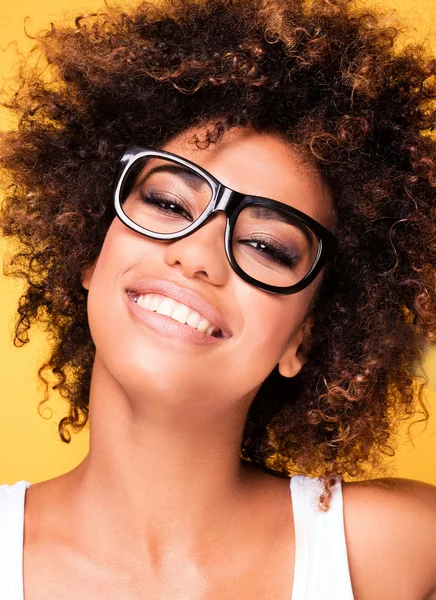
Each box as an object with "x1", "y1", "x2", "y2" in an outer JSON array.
[{"x1": 22, "y1": 128, "x2": 436, "y2": 600}]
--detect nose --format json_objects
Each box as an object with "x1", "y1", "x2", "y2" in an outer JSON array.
[{"x1": 163, "y1": 212, "x2": 230, "y2": 285}]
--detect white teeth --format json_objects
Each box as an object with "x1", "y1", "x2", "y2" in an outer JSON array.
[
  {"x1": 148, "y1": 294, "x2": 160, "y2": 311},
  {"x1": 143, "y1": 294, "x2": 153, "y2": 308},
  {"x1": 155, "y1": 297, "x2": 176, "y2": 317},
  {"x1": 137, "y1": 295, "x2": 146, "y2": 308},
  {"x1": 186, "y1": 311, "x2": 201, "y2": 329},
  {"x1": 143, "y1": 295, "x2": 153, "y2": 309},
  {"x1": 197, "y1": 318, "x2": 210, "y2": 333},
  {"x1": 133, "y1": 293, "x2": 220, "y2": 337},
  {"x1": 171, "y1": 304, "x2": 190, "y2": 324}
]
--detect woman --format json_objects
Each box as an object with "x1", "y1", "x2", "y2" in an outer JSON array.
[{"x1": 0, "y1": 0, "x2": 435, "y2": 597}]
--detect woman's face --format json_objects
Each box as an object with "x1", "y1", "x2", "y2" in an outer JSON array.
[{"x1": 83, "y1": 127, "x2": 333, "y2": 415}]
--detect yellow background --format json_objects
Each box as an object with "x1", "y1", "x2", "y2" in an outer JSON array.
[{"x1": 0, "y1": 0, "x2": 435, "y2": 485}]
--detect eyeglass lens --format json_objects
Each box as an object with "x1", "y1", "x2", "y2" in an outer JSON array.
[{"x1": 120, "y1": 157, "x2": 320, "y2": 288}]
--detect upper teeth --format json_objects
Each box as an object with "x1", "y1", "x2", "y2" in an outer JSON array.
[{"x1": 133, "y1": 294, "x2": 220, "y2": 336}]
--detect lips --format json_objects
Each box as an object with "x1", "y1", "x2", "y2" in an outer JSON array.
[{"x1": 125, "y1": 279, "x2": 232, "y2": 339}]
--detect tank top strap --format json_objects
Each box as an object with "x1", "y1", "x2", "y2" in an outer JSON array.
[
  {"x1": 290, "y1": 474, "x2": 354, "y2": 600},
  {"x1": 0, "y1": 481, "x2": 31, "y2": 600}
]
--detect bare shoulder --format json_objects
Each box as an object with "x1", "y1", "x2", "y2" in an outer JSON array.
[{"x1": 342, "y1": 477, "x2": 436, "y2": 600}]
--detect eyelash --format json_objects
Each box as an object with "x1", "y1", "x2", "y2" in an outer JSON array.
[
  {"x1": 139, "y1": 191, "x2": 194, "y2": 220},
  {"x1": 239, "y1": 238, "x2": 300, "y2": 266},
  {"x1": 138, "y1": 191, "x2": 300, "y2": 267}
]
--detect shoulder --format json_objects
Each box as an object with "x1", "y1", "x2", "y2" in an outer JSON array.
[{"x1": 342, "y1": 477, "x2": 436, "y2": 600}]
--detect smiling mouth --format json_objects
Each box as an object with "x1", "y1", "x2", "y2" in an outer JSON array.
[{"x1": 128, "y1": 292, "x2": 224, "y2": 338}]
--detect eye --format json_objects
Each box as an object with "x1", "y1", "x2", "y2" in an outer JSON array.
[
  {"x1": 240, "y1": 238, "x2": 300, "y2": 267},
  {"x1": 139, "y1": 191, "x2": 194, "y2": 221}
]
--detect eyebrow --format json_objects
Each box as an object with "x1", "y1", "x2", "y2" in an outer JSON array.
[
  {"x1": 144, "y1": 164, "x2": 208, "y2": 192},
  {"x1": 248, "y1": 205, "x2": 315, "y2": 247}
]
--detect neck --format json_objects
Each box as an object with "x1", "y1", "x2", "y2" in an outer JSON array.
[{"x1": 64, "y1": 354, "x2": 262, "y2": 548}]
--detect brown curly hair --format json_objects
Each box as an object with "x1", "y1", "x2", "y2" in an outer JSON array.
[{"x1": 1, "y1": 0, "x2": 435, "y2": 509}]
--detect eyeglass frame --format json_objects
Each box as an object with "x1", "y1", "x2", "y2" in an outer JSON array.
[{"x1": 113, "y1": 145, "x2": 338, "y2": 295}]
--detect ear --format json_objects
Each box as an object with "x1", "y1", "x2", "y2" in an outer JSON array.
[
  {"x1": 81, "y1": 261, "x2": 97, "y2": 291},
  {"x1": 277, "y1": 316, "x2": 313, "y2": 378}
]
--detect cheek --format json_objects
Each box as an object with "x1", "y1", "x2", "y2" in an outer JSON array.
[
  {"x1": 85, "y1": 220, "x2": 158, "y2": 351},
  {"x1": 85, "y1": 222, "x2": 176, "y2": 394},
  {"x1": 90, "y1": 219, "x2": 162, "y2": 288},
  {"x1": 235, "y1": 286, "x2": 312, "y2": 368}
]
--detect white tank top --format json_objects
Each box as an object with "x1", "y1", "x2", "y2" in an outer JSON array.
[{"x1": 0, "y1": 475, "x2": 354, "y2": 599}]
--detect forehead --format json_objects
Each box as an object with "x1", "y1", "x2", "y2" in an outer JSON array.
[{"x1": 162, "y1": 127, "x2": 334, "y2": 229}]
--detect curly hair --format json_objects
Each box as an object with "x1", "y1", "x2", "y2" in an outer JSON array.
[{"x1": 1, "y1": 0, "x2": 435, "y2": 509}]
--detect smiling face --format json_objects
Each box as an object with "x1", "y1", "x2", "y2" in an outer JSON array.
[{"x1": 83, "y1": 127, "x2": 334, "y2": 417}]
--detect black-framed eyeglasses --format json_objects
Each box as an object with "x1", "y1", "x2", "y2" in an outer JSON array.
[{"x1": 113, "y1": 145, "x2": 338, "y2": 295}]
